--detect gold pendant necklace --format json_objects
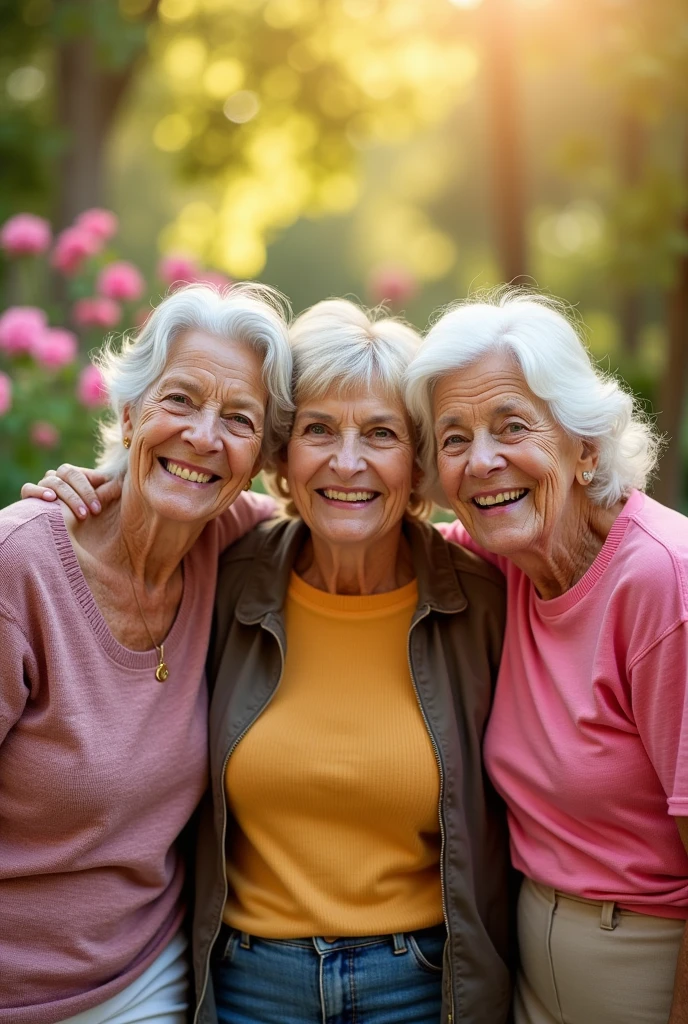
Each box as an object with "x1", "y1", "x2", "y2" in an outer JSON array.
[{"x1": 122, "y1": 539, "x2": 170, "y2": 683}]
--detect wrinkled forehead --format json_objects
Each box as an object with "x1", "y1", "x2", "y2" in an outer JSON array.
[
  {"x1": 433, "y1": 350, "x2": 532, "y2": 405},
  {"x1": 296, "y1": 375, "x2": 410, "y2": 423}
]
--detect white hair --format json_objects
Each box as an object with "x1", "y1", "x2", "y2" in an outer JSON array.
[
  {"x1": 405, "y1": 289, "x2": 660, "y2": 508},
  {"x1": 94, "y1": 282, "x2": 294, "y2": 475},
  {"x1": 267, "y1": 298, "x2": 429, "y2": 517},
  {"x1": 289, "y1": 298, "x2": 422, "y2": 410}
]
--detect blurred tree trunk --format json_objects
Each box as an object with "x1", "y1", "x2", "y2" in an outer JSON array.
[
  {"x1": 618, "y1": 113, "x2": 645, "y2": 356},
  {"x1": 482, "y1": 0, "x2": 527, "y2": 283},
  {"x1": 55, "y1": 36, "x2": 134, "y2": 229},
  {"x1": 654, "y1": 152, "x2": 688, "y2": 510}
]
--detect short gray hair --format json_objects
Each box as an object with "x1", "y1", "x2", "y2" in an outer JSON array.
[
  {"x1": 405, "y1": 289, "x2": 660, "y2": 508},
  {"x1": 94, "y1": 282, "x2": 294, "y2": 475},
  {"x1": 267, "y1": 298, "x2": 429, "y2": 517},
  {"x1": 289, "y1": 298, "x2": 422, "y2": 410}
]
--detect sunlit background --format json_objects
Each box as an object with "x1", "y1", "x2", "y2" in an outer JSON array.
[{"x1": 1, "y1": 0, "x2": 686, "y2": 508}]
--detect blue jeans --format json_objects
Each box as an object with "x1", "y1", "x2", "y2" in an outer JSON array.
[{"x1": 211, "y1": 924, "x2": 446, "y2": 1024}]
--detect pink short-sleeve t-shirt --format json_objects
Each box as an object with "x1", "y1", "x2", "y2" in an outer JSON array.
[{"x1": 441, "y1": 490, "x2": 688, "y2": 919}]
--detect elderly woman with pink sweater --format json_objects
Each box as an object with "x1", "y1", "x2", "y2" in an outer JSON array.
[
  {"x1": 0, "y1": 284, "x2": 292, "y2": 1024},
  {"x1": 405, "y1": 290, "x2": 688, "y2": 1024}
]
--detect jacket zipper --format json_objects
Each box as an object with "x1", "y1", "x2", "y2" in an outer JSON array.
[
  {"x1": 407, "y1": 607, "x2": 455, "y2": 1024},
  {"x1": 194, "y1": 620, "x2": 286, "y2": 1024}
]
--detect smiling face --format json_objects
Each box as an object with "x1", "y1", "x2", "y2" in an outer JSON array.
[
  {"x1": 433, "y1": 350, "x2": 592, "y2": 561},
  {"x1": 123, "y1": 329, "x2": 267, "y2": 524},
  {"x1": 283, "y1": 382, "x2": 417, "y2": 549}
]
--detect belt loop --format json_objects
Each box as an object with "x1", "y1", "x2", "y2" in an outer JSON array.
[
  {"x1": 392, "y1": 932, "x2": 408, "y2": 955},
  {"x1": 600, "y1": 901, "x2": 617, "y2": 931},
  {"x1": 240, "y1": 931, "x2": 252, "y2": 949}
]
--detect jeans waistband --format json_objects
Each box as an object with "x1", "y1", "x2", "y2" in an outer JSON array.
[{"x1": 220, "y1": 922, "x2": 447, "y2": 955}]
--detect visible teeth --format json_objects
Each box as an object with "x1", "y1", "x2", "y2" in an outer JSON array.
[
  {"x1": 474, "y1": 489, "x2": 526, "y2": 507},
  {"x1": 322, "y1": 489, "x2": 376, "y2": 502},
  {"x1": 163, "y1": 460, "x2": 213, "y2": 484}
]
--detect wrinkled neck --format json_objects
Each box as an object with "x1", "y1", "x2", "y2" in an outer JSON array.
[{"x1": 296, "y1": 523, "x2": 415, "y2": 595}]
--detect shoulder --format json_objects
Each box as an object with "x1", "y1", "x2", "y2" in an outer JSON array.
[
  {"x1": 415, "y1": 518, "x2": 505, "y2": 591},
  {"x1": 0, "y1": 500, "x2": 63, "y2": 626},
  {"x1": 619, "y1": 492, "x2": 688, "y2": 614},
  {"x1": 218, "y1": 516, "x2": 293, "y2": 570},
  {"x1": 445, "y1": 534, "x2": 505, "y2": 592},
  {"x1": 0, "y1": 499, "x2": 60, "y2": 578}
]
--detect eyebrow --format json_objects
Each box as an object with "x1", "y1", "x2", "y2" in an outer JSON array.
[
  {"x1": 436, "y1": 402, "x2": 525, "y2": 430},
  {"x1": 295, "y1": 409, "x2": 407, "y2": 429},
  {"x1": 162, "y1": 377, "x2": 264, "y2": 413}
]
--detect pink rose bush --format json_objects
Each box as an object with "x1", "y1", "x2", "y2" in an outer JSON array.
[
  {"x1": 31, "y1": 328, "x2": 78, "y2": 369},
  {"x1": 77, "y1": 365, "x2": 108, "y2": 408},
  {"x1": 31, "y1": 421, "x2": 60, "y2": 448},
  {"x1": 73, "y1": 297, "x2": 122, "y2": 329},
  {"x1": 0, "y1": 207, "x2": 232, "y2": 506},
  {"x1": 0, "y1": 214, "x2": 51, "y2": 257},
  {"x1": 76, "y1": 209, "x2": 118, "y2": 243},
  {"x1": 97, "y1": 261, "x2": 145, "y2": 302},
  {"x1": 0, "y1": 307, "x2": 47, "y2": 354}
]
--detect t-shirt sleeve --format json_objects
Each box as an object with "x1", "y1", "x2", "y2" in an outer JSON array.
[
  {"x1": 630, "y1": 620, "x2": 688, "y2": 816},
  {"x1": 0, "y1": 608, "x2": 33, "y2": 746},
  {"x1": 214, "y1": 492, "x2": 276, "y2": 552},
  {"x1": 436, "y1": 518, "x2": 507, "y2": 572}
]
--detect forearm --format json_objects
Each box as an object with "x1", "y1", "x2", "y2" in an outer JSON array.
[{"x1": 669, "y1": 924, "x2": 688, "y2": 1024}]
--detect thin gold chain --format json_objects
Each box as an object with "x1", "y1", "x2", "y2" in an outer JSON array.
[{"x1": 121, "y1": 536, "x2": 169, "y2": 682}]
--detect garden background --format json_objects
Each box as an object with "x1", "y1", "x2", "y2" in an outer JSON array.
[{"x1": 0, "y1": 0, "x2": 686, "y2": 510}]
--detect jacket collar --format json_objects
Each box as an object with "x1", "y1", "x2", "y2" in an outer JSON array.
[{"x1": 236, "y1": 516, "x2": 467, "y2": 625}]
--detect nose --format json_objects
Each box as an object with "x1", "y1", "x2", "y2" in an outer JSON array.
[
  {"x1": 465, "y1": 431, "x2": 508, "y2": 478},
  {"x1": 181, "y1": 408, "x2": 224, "y2": 454},
  {"x1": 329, "y1": 434, "x2": 366, "y2": 479}
]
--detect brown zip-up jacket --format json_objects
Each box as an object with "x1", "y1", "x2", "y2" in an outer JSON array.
[{"x1": 192, "y1": 516, "x2": 512, "y2": 1024}]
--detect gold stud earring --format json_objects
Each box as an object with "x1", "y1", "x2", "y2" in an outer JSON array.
[
  {"x1": 243, "y1": 479, "x2": 253, "y2": 491},
  {"x1": 123, "y1": 436, "x2": 131, "y2": 449}
]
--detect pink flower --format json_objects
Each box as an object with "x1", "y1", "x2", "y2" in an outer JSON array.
[
  {"x1": 77, "y1": 364, "x2": 108, "y2": 408},
  {"x1": 52, "y1": 227, "x2": 101, "y2": 275},
  {"x1": 97, "y1": 260, "x2": 145, "y2": 302},
  {"x1": 73, "y1": 297, "x2": 122, "y2": 329},
  {"x1": 0, "y1": 372, "x2": 11, "y2": 416},
  {"x1": 32, "y1": 327, "x2": 78, "y2": 369},
  {"x1": 194, "y1": 269, "x2": 232, "y2": 289},
  {"x1": 0, "y1": 306, "x2": 47, "y2": 355},
  {"x1": 157, "y1": 253, "x2": 199, "y2": 288},
  {"x1": 31, "y1": 421, "x2": 60, "y2": 448},
  {"x1": 0, "y1": 214, "x2": 52, "y2": 257},
  {"x1": 368, "y1": 265, "x2": 418, "y2": 307},
  {"x1": 76, "y1": 208, "x2": 118, "y2": 243}
]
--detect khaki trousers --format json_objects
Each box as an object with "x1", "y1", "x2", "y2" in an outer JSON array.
[{"x1": 515, "y1": 877, "x2": 685, "y2": 1024}]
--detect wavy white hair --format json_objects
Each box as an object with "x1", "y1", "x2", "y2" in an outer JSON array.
[
  {"x1": 94, "y1": 282, "x2": 294, "y2": 475},
  {"x1": 405, "y1": 289, "x2": 660, "y2": 508}
]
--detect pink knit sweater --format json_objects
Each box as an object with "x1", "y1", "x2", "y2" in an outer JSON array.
[{"x1": 0, "y1": 494, "x2": 273, "y2": 1024}]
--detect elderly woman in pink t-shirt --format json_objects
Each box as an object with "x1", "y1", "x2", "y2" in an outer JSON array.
[
  {"x1": 406, "y1": 290, "x2": 688, "y2": 1024},
  {"x1": 1, "y1": 283, "x2": 292, "y2": 1024}
]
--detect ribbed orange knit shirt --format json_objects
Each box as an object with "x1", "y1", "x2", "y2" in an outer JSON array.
[{"x1": 223, "y1": 572, "x2": 443, "y2": 938}]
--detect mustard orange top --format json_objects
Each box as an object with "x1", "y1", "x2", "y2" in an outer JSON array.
[{"x1": 223, "y1": 571, "x2": 443, "y2": 938}]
